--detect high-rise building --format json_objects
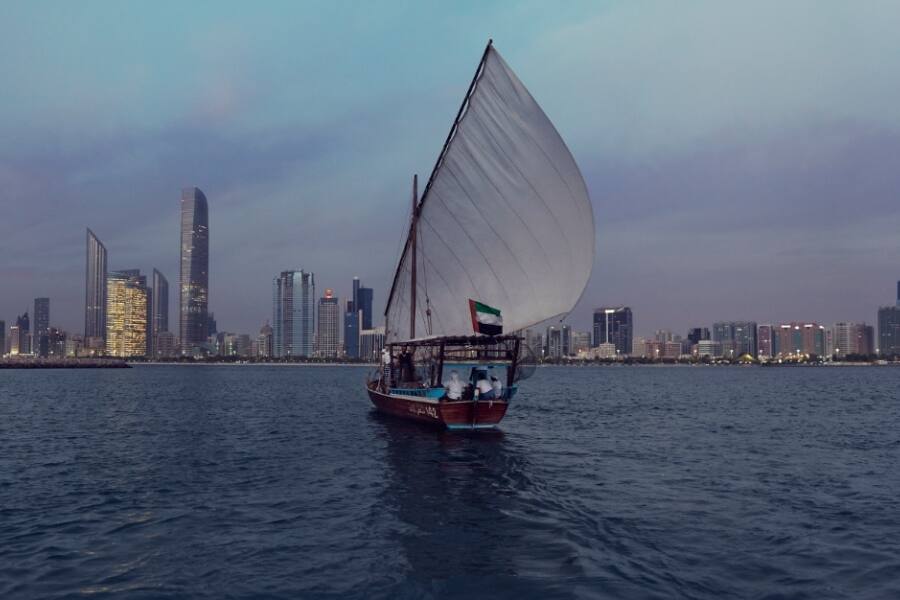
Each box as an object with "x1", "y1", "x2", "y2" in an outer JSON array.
[
  {"x1": 85, "y1": 228, "x2": 108, "y2": 345},
  {"x1": 106, "y1": 270, "x2": 149, "y2": 358},
  {"x1": 344, "y1": 301, "x2": 360, "y2": 358},
  {"x1": 47, "y1": 327, "x2": 66, "y2": 357},
  {"x1": 32, "y1": 297, "x2": 50, "y2": 357},
  {"x1": 0, "y1": 320, "x2": 5, "y2": 356},
  {"x1": 642, "y1": 340, "x2": 682, "y2": 359},
  {"x1": 687, "y1": 327, "x2": 710, "y2": 346},
  {"x1": 257, "y1": 322, "x2": 273, "y2": 359},
  {"x1": 712, "y1": 321, "x2": 758, "y2": 358},
  {"x1": 561, "y1": 325, "x2": 572, "y2": 356},
  {"x1": 357, "y1": 286, "x2": 373, "y2": 330},
  {"x1": 524, "y1": 329, "x2": 543, "y2": 356},
  {"x1": 156, "y1": 331, "x2": 177, "y2": 358},
  {"x1": 593, "y1": 307, "x2": 633, "y2": 355},
  {"x1": 832, "y1": 322, "x2": 875, "y2": 357},
  {"x1": 772, "y1": 323, "x2": 826, "y2": 357},
  {"x1": 631, "y1": 335, "x2": 646, "y2": 357},
  {"x1": 696, "y1": 340, "x2": 722, "y2": 358},
  {"x1": 273, "y1": 270, "x2": 315, "y2": 357},
  {"x1": 544, "y1": 325, "x2": 563, "y2": 360},
  {"x1": 545, "y1": 326, "x2": 567, "y2": 359},
  {"x1": 571, "y1": 330, "x2": 591, "y2": 355},
  {"x1": 150, "y1": 269, "x2": 169, "y2": 357},
  {"x1": 877, "y1": 306, "x2": 900, "y2": 356},
  {"x1": 654, "y1": 329, "x2": 673, "y2": 343},
  {"x1": 14, "y1": 312, "x2": 30, "y2": 355},
  {"x1": 343, "y1": 277, "x2": 374, "y2": 358},
  {"x1": 359, "y1": 326, "x2": 385, "y2": 361},
  {"x1": 216, "y1": 333, "x2": 252, "y2": 358},
  {"x1": 757, "y1": 324, "x2": 774, "y2": 358},
  {"x1": 9, "y1": 324, "x2": 21, "y2": 356},
  {"x1": 179, "y1": 187, "x2": 209, "y2": 353},
  {"x1": 316, "y1": 289, "x2": 340, "y2": 358},
  {"x1": 594, "y1": 343, "x2": 618, "y2": 359}
]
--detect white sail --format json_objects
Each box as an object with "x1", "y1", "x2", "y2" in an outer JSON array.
[{"x1": 385, "y1": 44, "x2": 595, "y2": 343}]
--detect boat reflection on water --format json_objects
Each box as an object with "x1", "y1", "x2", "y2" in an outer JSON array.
[{"x1": 370, "y1": 412, "x2": 571, "y2": 595}]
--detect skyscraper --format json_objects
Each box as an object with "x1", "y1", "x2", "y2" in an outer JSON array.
[
  {"x1": 359, "y1": 326, "x2": 385, "y2": 361},
  {"x1": 106, "y1": 270, "x2": 149, "y2": 358},
  {"x1": 832, "y1": 322, "x2": 875, "y2": 357},
  {"x1": 757, "y1": 324, "x2": 775, "y2": 358},
  {"x1": 33, "y1": 297, "x2": 50, "y2": 357},
  {"x1": 179, "y1": 187, "x2": 209, "y2": 353},
  {"x1": 85, "y1": 228, "x2": 108, "y2": 344},
  {"x1": 273, "y1": 270, "x2": 315, "y2": 357},
  {"x1": 773, "y1": 323, "x2": 826, "y2": 357},
  {"x1": 9, "y1": 323, "x2": 21, "y2": 356},
  {"x1": 712, "y1": 321, "x2": 758, "y2": 358},
  {"x1": 357, "y1": 286, "x2": 373, "y2": 330},
  {"x1": 14, "y1": 311, "x2": 30, "y2": 355},
  {"x1": 593, "y1": 307, "x2": 633, "y2": 355},
  {"x1": 257, "y1": 322, "x2": 273, "y2": 359},
  {"x1": 877, "y1": 306, "x2": 900, "y2": 356},
  {"x1": 687, "y1": 327, "x2": 710, "y2": 346},
  {"x1": 0, "y1": 320, "x2": 5, "y2": 356},
  {"x1": 316, "y1": 289, "x2": 340, "y2": 358},
  {"x1": 545, "y1": 326, "x2": 562, "y2": 359},
  {"x1": 151, "y1": 269, "x2": 169, "y2": 357},
  {"x1": 343, "y1": 277, "x2": 374, "y2": 358},
  {"x1": 344, "y1": 299, "x2": 359, "y2": 358}
]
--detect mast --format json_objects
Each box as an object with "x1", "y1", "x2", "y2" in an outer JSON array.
[
  {"x1": 409, "y1": 174, "x2": 418, "y2": 339},
  {"x1": 383, "y1": 40, "x2": 493, "y2": 333}
]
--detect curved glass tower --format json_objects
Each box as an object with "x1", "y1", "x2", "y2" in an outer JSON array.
[
  {"x1": 84, "y1": 228, "x2": 108, "y2": 342},
  {"x1": 179, "y1": 187, "x2": 209, "y2": 353}
]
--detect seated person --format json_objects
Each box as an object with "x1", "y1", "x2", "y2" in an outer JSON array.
[
  {"x1": 475, "y1": 371, "x2": 495, "y2": 400},
  {"x1": 444, "y1": 371, "x2": 463, "y2": 400},
  {"x1": 490, "y1": 375, "x2": 503, "y2": 399}
]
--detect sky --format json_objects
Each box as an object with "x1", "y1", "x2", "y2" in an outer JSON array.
[{"x1": 2, "y1": 0, "x2": 900, "y2": 337}]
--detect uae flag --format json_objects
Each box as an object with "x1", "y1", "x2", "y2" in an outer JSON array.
[{"x1": 469, "y1": 299, "x2": 503, "y2": 335}]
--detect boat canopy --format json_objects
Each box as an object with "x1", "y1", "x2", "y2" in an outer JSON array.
[{"x1": 384, "y1": 42, "x2": 595, "y2": 344}]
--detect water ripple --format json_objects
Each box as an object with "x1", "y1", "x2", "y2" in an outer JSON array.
[{"x1": 0, "y1": 365, "x2": 899, "y2": 598}]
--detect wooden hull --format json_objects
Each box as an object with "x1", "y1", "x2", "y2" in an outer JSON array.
[{"x1": 366, "y1": 383, "x2": 509, "y2": 430}]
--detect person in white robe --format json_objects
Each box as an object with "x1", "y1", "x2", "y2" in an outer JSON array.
[{"x1": 444, "y1": 371, "x2": 463, "y2": 400}]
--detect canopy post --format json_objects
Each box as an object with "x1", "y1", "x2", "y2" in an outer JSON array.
[
  {"x1": 437, "y1": 340, "x2": 446, "y2": 387},
  {"x1": 508, "y1": 337, "x2": 520, "y2": 387}
]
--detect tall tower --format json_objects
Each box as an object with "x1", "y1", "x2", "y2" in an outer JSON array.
[
  {"x1": 84, "y1": 228, "x2": 108, "y2": 343},
  {"x1": 272, "y1": 270, "x2": 315, "y2": 357},
  {"x1": 106, "y1": 271, "x2": 149, "y2": 358},
  {"x1": 343, "y1": 277, "x2": 373, "y2": 358},
  {"x1": 592, "y1": 306, "x2": 633, "y2": 355},
  {"x1": 357, "y1": 285, "x2": 373, "y2": 330},
  {"x1": 179, "y1": 187, "x2": 209, "y2": 353},
  {"x1": 151, "y1": 269, "x2": 169, "y2": 356},
  {"x1": 33, "y1": 297, "x2": 50, "y2": 357},
  {"x1": 316, "y1": 289, "x2": 339, "y2": 358}
]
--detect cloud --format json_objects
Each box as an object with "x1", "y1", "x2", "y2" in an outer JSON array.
[{"x1": 3, "y1": 1, "x2": 900, "y2": 337}]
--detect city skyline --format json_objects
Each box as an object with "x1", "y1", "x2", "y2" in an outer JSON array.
[
  {"x1": 3, "y1": 3, "x2": 900, "y2": 335},
  {"x1": 3, "y1": 279, "x2": 899, "y2": 359}
]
